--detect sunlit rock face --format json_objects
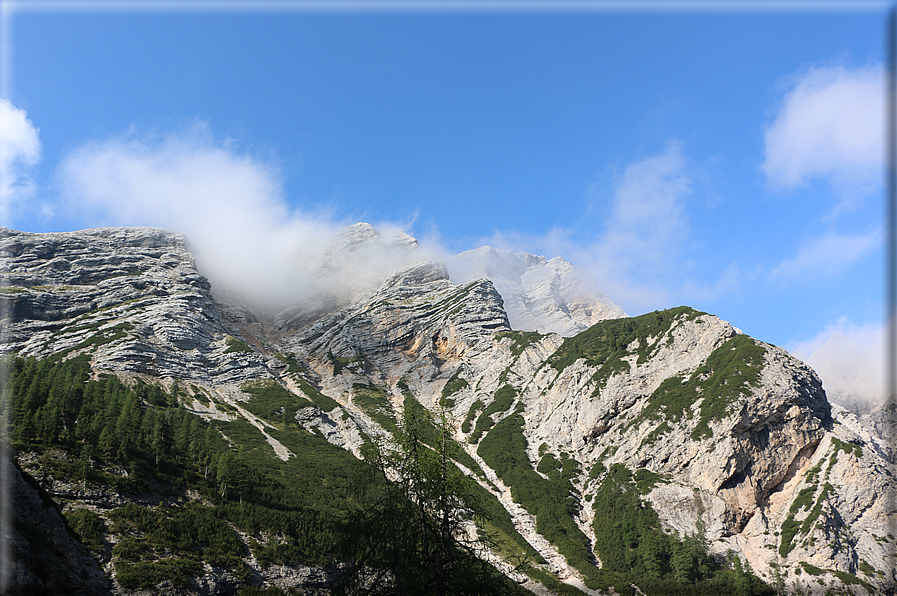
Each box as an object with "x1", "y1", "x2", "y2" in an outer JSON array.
[
  {"x1": 3, "y1": 224, "x2": 894, "y2": 596},
  {"x1": 284, "y1": 257, "x2": 511, "y2": 387},
  {"x1": 0, "y1": 226, "x2": 276, "y2": 387},
  {"x1": 448, "y1": 245, "x2": 626, "y2": 336}
]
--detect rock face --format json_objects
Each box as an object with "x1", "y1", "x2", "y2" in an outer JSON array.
[
  {"x1": 0, "y1": 226, "x2": 277, "y2": 387},
  {"x1": 6, "y1": 460, "x2": 111, "y2": 595},
  {"x1": 507, "y1": 315, "x2": 831, "y2": 523},
  {"x1": 2, "y1": 224, "x2": 894, "y2": 596},
  {"x1": 288, "y1": 258, "x2": 510, "y2": 377},
  {"x1": 860, "y1": 397, "x2": 897, "y2": 463},
  {"x1": 447, "y1": 245, "x2": 625, "y2": 336}
]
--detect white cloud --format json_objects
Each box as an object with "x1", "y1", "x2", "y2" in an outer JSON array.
[
  {"x1": 474, "y1": 142, "x2": 695, "y2": 314},
  {"x1": 597, "y1": 141, "x2": 691, "y2": 265},
  {"x1": 58, "y1": 122, "x2": 348, "y2": 308},
  {"x1": 57, "y1": 122, "x2": 449, "y2": 311},
  {"x1": 582, "y1": 141, "x2": 694, "y2": 310},
  {"x1": 762, "y1": 64, "x2": 883, "y2": 201},
  {"x1": 789, "y1": 317, "x2": 885, "y2": 412},
  {"x1": 769, "y1": 228, "x2": 880, "y2": 282},
  {"x1": 0, "y1": 98, "x2": 41, "y2": 223}
]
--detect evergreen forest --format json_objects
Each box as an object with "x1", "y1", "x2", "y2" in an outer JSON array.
[{"x1": 8, "y1": 353, "x2": 775, "y2": 595}]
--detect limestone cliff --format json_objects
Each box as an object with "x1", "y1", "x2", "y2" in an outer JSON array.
[{"x1": 0, "y1": 226, "x2": 274, "y2": 387}]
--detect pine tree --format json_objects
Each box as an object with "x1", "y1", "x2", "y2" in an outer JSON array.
[
  {"x1": 216, "y1": 451, "x2": 231, "y2": 498},
  {"x1": 98, "y1": 425, "x2": 116, "y2": 459},
  {"x1": 151, "y1": 410, "x2": 171, "y2": 466}
]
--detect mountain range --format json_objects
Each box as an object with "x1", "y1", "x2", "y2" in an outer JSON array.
[{"x1": 2, "y1": 223, "x2": 894, "y2": 596}]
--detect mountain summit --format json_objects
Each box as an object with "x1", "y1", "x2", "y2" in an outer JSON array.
[
  {"x1": 2, "y1": 224, "x2": 893, "y2": 596},
  {"x1": 448, "y1": 245, "x2": 625, "y2": 336}
]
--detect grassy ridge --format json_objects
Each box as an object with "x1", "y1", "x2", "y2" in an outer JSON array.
[
  {"x1": 495, "y1": 330, "x2": 546, "y2": 357},
  {"x1": 351, "y1": 382, "x2": 396, "y2": 432},
  {"x1": 469, "y1": 385, "x2": 517, "y2": 444},
  {"x1": 440, "y1": 368, "x2": 469, "y2": 408},
  {"x1": 548, "y1": 307, "x2": 704, "y2": 392},
  {"x1": 239, "y1": 379, "x2": 313, "y2": 424},
  {"x1": 633, "y1": 334, "x2": 767, "y2": 440}
]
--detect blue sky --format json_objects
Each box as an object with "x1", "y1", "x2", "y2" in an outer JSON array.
[{"x1": 0, "y1": 1, "x2": 889, "y2": 407}]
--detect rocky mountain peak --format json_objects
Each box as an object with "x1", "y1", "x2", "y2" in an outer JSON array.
[
  {"x1": 318, "y1": 222, "x2": 419, "y2": 276},
  {"x1": 275, "y1": 223, "x2": 423, "y2": 329},
  {"x1": 286, "y1": 256, "x2": 510, "y2": 384},
  {"x1": 277, "y1": 224, "x2": 624, "y2": 338},
  {"x1": 379, "y1": 258, "x2": 450, "y2": 290},
  {"x1": 447, "y1": 245, "x2": 626, "y2": 336}
]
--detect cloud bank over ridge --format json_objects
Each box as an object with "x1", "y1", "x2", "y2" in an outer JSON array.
[
  {"x1": 56, "y1": 123, "x2": 372, "y2": 308},
  {"x1": 53, "y1": 122, "x2": 451, "y2": 313},
  {"x1": 790, "y1": 318, "x2": 885, "y2": 413}
]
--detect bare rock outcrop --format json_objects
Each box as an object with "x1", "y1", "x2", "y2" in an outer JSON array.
[
  {"x1": 285, "y1": 258, "x2": 510, "y2": 397},
  {"x1": 0, "y1": 226, "x2": 274, "y2": 388},
  {"x1": 448, "y1": 245, "x2": 625, "y2": 336},
  {"x1": 6, "y1": 460, "x2": 111, "y2": 595}
]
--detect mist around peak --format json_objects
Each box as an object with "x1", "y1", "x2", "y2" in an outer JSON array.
[
  {"x1": 447, "y1": 245, "x2": 626, "y2": 337},
  {"x1": 274, "y1": 222, "x2": 429, "y2": 328},
  {"x1": 48, "y1": 124, "x2": 446, "y2": 317},
  {"x1": 789, "y1": 318, "x2": 885, "y2": 415}
]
